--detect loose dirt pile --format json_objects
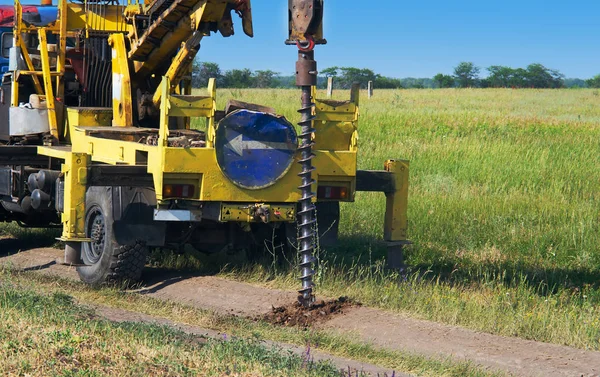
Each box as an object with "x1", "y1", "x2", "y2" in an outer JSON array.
[{"x1": 262, "y1": 296, "x2": 359, "y2": 328}]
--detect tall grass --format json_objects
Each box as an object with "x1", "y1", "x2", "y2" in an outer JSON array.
[{"x1": 200, "y1": 88, "x2": 600, "y2": 350}]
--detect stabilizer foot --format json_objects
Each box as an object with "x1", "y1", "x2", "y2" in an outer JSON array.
[{"x1": 63, "y1": 242, "x2": 83, "y2": 266}]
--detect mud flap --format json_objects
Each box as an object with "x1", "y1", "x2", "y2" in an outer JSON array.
[
  {"x1": 110, "y1": 187, "x2": 166, "y2": 247},
  {"x1": 284, "y1": 201, "x2": 340, "y2": 249}
]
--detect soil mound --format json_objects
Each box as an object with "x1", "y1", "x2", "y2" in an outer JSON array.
[{"x1": 262, "y1": 296, "x2": 359, "y2": 328}]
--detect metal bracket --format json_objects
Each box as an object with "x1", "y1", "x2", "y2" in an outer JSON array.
[{"x1": 286, "y1": 0, "x2": 326, "y2": 45}]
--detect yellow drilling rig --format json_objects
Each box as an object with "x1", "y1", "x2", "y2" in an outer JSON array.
[{"x1": 0, "y1": 0, "x2": 409, "y2": 306}]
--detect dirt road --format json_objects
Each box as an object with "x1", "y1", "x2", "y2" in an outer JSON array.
[{"x1": 1, "y1": 244, "x2": 599, "y2": 377}]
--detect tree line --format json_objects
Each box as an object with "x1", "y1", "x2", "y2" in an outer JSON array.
[
  {"x1": 435, "y1": 62, "x2": 565, "y2": 89},
  {"x1": 193, "y1": 60, "x2": 600, "y2": 89}
]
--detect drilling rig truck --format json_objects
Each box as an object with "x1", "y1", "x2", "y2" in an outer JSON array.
[{"x1": 0, "y1": 0, "x2": 409, "y2": 306}]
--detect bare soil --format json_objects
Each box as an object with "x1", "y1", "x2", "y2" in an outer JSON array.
[
  {"x1": 1, "y1": 245, "x2": 600, "y2": 377},
  {"x1": 262, "y1": 297, "x2": 358, "y2": 328}
]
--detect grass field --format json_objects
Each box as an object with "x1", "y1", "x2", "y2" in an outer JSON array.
[
  {"x1": 2, "y1": 88, "x2": 600, "y2": 354},
  {"x1": 0, "y1": 272, "x2": 345, "y2": 377},
  {"x1": 202, "y1": 88, "x2": 600, "y2": 350},
  {"x1": 0, "y1": 269, "x2": 504, "y2": 377}
]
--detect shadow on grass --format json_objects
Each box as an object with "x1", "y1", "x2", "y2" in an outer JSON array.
[
  {"x1": 139, "y1": 245, "x2": 250, "y2": 292},
  {"x1": 141, "y1": 234, "x2": 600, "y2": 299},
  {"x1": 409, "y1": 257, "x2": 600, "y2": 296},
  {"x1": 0, "y1": 233, "x2": 60, "y2": 257},
  {"x1": 22, "y1": 260, "x2": 57, "y2": 272},
  {"x1": 137, "y1": 270, "x2": 190, "y2": 294}
]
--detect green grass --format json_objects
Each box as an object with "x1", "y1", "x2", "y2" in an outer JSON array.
[
  {"x1": 191, "y1": 88, "x2": 600, "y2": 350},
  {"x1": 0, "y1": 272, "x2": 346, "y2": 377},
  {"x1": 1, "y1": 268, "x2": 505, "y2": 377}
]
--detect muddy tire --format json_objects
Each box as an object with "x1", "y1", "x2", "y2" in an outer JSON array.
[{"x1": 77, "y1": 187, "x2": 148, "y2": 285}]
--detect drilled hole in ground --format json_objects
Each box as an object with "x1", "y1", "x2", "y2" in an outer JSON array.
[{"x1": 260, "y1": 296, "x2": 360, "y2": 328}]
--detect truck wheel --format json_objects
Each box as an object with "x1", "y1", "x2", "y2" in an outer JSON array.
[{"x1": 77, "y1": 187, "x2": 148, "y2": 285}]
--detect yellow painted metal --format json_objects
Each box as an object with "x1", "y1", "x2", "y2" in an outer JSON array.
[
  {"x1": 12, "y1": 1, "x2": 128, "y2": 34},
  {"x1": 205, "y1": 78, "x2": 217, "y2": 147},
  {"x1": 167, "y1": 95, "x2": 214, "y2": 118},
  {"x1": 220, "y1": 203, "x2": 296, "y2": 223},
  {"x1": 38, "y1": 28, "x2": 59, "y2": 144},
  {"x1": 61, "y1": 152, "x2": 90, "y2": 241},
  {"x1": 108, "y1": 34, "x2": 134, "y2": 127},
  {"x1": 69, "y1": 126, "x2": 153, "y2": 165},
  {"x1": 10, "y1": 73, "x2": 18, "y2": 108},
  {"x1": 158, "y1": 77, "x2": 171, "y2": 147},
  {"x1": 16, "y1": 71, "x2": 62, "y2": 77},
  {"x1": 313, "y1": 90, "x2": 359, "y2": 152},
  {"x1": 11, "y1": 2, "x2": 22, "y2": 107},
  {"x1": 153, "y1": 148, "x2": 355, "y2": 203},
  {"x1": 67, "y1": 108, "x2": 113, "y2": 128},
  {"x1": 383, "y1": 160, "x2": 410, "y2": 242},
  {"x1": 66, "y1": 131, "x2": 355, "y2": 204},
  {"x1": 62, "y1": 78, "x2": 356, "y2": 205},
  {"x1": 132, "y1": 1, "x2": 215, "y2": 79},
  {"x1": 56, "y1": 0, "x2": 68, "y2": 99},
  {"x1": 37, "y1": 146, "x2": 90, "y2": 241},
  {"x1": 65, "y1": 3, "x2": 130, "y2": 33},
  {"x1": 15, "y1": 41, "x2": 44, "y2": 95},
  {"x1": 152, "y1": 77, "x2": 171, "y2": 201},
  {"x1": 152, "y1": 31, "x2": 205, "y2": 105},
  {"x1": 64, "y1": 108, "x2": 112, "y2": 142}
]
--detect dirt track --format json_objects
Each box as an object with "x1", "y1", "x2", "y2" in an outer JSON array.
[{"x1": 1, "y1": 243, "x2": 599, "y2": 377}]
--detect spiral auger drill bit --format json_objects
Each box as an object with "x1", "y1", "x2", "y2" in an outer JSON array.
[
  {"x1": 286, "y1": 0, "x2": 325, "y2": 307},
  {"x1": 296, "y1": 47, "x2": 318, "y2": 307}
]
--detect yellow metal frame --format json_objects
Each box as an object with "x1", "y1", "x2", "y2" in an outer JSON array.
[
  {"x1": 38, "y1": 29, "x2": 59, "y2": 143},
  {"x1": 383, "y1": 160, "x2": 409, "y2": 242},
  {"x1": 109, "y1": 33, "x2": 134, "y2": 127},
  {"x1": 38, "y1": 146, "x2": 90, "y2": 241},
  {"x1": 64, "y1": 78, "x2": 357, "y2": 207}
]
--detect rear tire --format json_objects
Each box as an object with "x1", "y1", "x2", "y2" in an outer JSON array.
[{"x1": 77, "y1": 187, "x2": 148, "y2": 285}]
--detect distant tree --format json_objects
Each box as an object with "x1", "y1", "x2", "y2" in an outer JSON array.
[
  {"x1": 510, "y1": 68, "x2": 528, "y2": 88},
  {"x1": 453, "y1": 62, "x2": 480, "y2": 88},
  {"x1": 586, "y1": 75, "x2": 600, "y2": 88},
  {"x1": 254, "y1": 70, "x2": 278, "y2": 88},
  {"x1": 223, "y1": 68, "x2": 254, "y2": 88},
  {"x1": 486, "y1": 65, "x2": 516, "y2": 88},
  {"x1": 374, "y1": 75, "x2": 403, "y2": 89},
  {"x1": 322, "y1": 67, "x2": 402, "y2": 89},
  {"x1": 335, "y1": 67, "x2": 377, "y2": 89},
  {"x1": 321, "y1": 67, "x2": 339, "y2": 78},
  {"x1": 479, "y1": 78, "x2": 491, "y2": 88},
  {"x1": 193, "y1": 61, "x2": 223, "y2": 88},
  {"x1": 408, "y1": 79, "x2": 425, "y2": 89},
  {"x1": 564, "y1": 78, "x2": 587, "y2": 88},
  {"x1": 525, "y1": 63, "x2": 564, "y2": 88},
  {"x1": 433, "y1": 73, "x2": 455, "y2": 88},
  {"x1": 400, "y1": 77, "x2": 435, "y2": 89}
]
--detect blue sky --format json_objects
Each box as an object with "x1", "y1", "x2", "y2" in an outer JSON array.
[{"x1": 5, "y1": 1, "x2": 600, "y2": 78}]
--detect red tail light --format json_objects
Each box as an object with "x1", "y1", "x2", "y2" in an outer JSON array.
[
  {"x1": 163, "y1": 184, "x2": 195, "y2": 199},
  {"x1": 317, "y1": 185, "x2": 348, "y2": 200}
]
